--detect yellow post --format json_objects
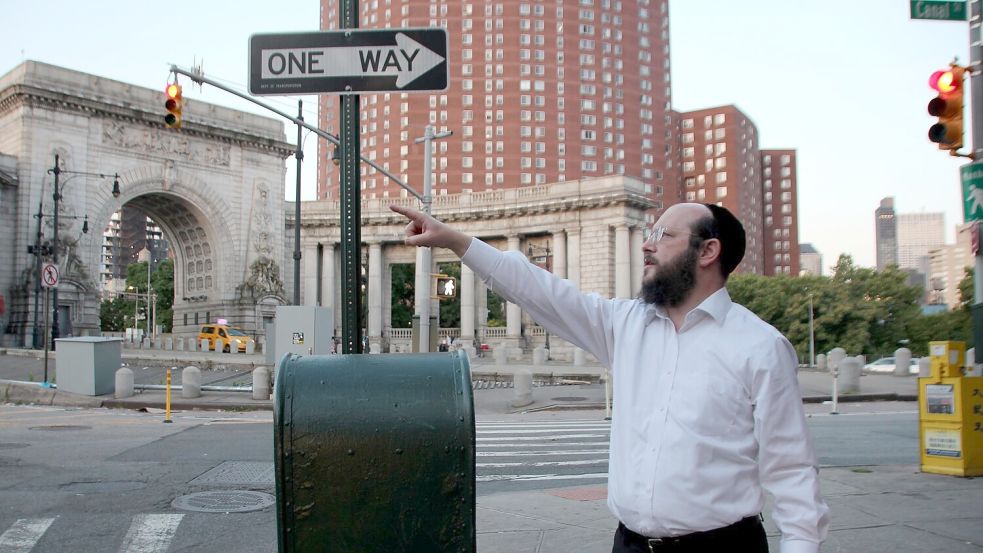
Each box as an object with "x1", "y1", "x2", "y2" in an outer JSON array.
[{"x1": 164, "y1": 367, "x2": 173, "y2": 424}]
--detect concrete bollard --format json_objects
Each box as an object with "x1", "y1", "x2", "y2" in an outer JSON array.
[
  {"x1": 893, "y1": 348, "x2": 912, "y2": 377},
  {"x1": 245, "y1": 341, "x2": 255, "y2": 355},
  {"x1": 176, "y1": 337, "x2": 185, "y2": 351},
  {"x1": 532, "y1": 347, "x2": 546, "y2": 366},
  {"x1": 182, "y1": 366, "x2": 201, "y2": 399},
  {"x1": 230, "y1": 339, "x2": 239, "y2": 355},
  {"x1": 115, "y1": 368, "x2": 134, "y2": 399},
  {"x1": 165, "y1": 337, "x2": 173, "y2": 351},
  {"x1": 838, "y1": 358, "x2": 861, "y2": 394},
  {"x1": 816, "y1": 353, "x2": 827, "y2": 371},
  {"x1": 574, "y1": 348, "x2": 585, "y2": 366},
  {"x1": 511, "y1": 369, "x2": 533, "y2": 408},
  {"x1": 253, "y1": 366, "x2": 271, "y2": 400},
  {"x1": 828, "y1": 348, "x2": 846, "y2": 373},
  {"x1": 200, "y1": 338, "x2": 210, "y2": 352},
  {"x1": 918, "y1": 357, "x2": 932, "y2": 377},
  {"x1": 494, "y1": 346, "x2": 506, "y2": 366},
  {"x1": 966, "y1": 348, "x2": 981, "y2": 376}
]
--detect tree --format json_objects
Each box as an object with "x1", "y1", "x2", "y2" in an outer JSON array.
[{"x1": 390, "y1": 263, "x2": 415, "y2": 327}]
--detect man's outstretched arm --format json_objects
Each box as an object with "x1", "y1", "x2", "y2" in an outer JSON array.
[{"x1": 390, "y1": 205, "x2": 472, "y2": 257}]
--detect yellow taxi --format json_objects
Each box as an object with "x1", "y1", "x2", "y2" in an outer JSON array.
[{"x1": 198, "y1": 324, "x2": 255, "y2": 353}]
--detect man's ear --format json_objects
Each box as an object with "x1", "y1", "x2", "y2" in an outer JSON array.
[{"x1": 697, "y1": 238, "x2": 722, "y2": 269}]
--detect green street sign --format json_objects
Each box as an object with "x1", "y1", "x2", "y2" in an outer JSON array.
[
  {"x1": 961, "y1": 162, "x2": 983, "y2": 222},
  {"x1": 911, "y1": 0, "x2": 968, "y2": 21}
]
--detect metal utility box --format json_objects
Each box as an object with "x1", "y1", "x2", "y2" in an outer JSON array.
[
  {"x1": 53, "y1": 337, "x2": 122, "y2": 396},
  {"x1": 919, "y1": 376, "x2": 983, "y2": 476},
  {"x1": 929, "y1": 341, "x2": 966, "y2": 378},
  {"x1": 274, "y1": 351, "x2": 475, "y2": 553},
  {"x1": 272, "y1": 306, "x2": 334, "y2": 369}
]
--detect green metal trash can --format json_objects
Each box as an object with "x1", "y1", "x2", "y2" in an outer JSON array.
[{"x1": 274, "y1": 351, "x2": 475, "y2": 552}]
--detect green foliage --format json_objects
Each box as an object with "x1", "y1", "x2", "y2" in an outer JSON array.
[
  {"x1": 728, "y1": 254, "x2": 971, "y2": 361},
  {"x1": 100, "y1": 259, "x2": 176, "y2": 332},
  {"x1": 390, "y1": 264, "x2": 415, "y2": 327},
  {"x1": 486, "y1": 290, "x2": 506, "y2": 327},
  {"x1": 99, "y1": 296, "x2": 131, "y2": 331}
]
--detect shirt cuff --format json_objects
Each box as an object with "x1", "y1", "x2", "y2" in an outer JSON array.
[
  {"x1": 460, "y1": 237, "x2": 502, "y2": 277},
  {"x1": 780, "y1": 538, "x2": 821, "y2": 553}
]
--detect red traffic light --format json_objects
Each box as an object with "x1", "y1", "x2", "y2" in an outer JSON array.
[{"x1": 929, "y1": 68, "x2": 963, "y2": 97}]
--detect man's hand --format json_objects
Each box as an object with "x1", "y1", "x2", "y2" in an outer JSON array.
[{"x1": 390, "y1": 205, "x2": 472, "y2": 257}]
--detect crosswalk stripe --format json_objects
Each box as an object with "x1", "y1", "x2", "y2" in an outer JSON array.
[
  {"x1": 478, "y1": 428, "x2": 610, "y2": 434},
  {"x1": 480, "y1": 441, "x2": 608, "y2": 449},
  {"x1": 477, "y1": 472, "x2": 609, "y2": 483},
  {"x1": 0, "y1": 518, "x2": 55, "y2": 553},
  {"x1": 478, "y1": 433, "x2": 608, "y2": 441},
  {"x1": 478, "y1": 459, "x2": 607, "y2": 468},
  {"x1": 117, "y1": 514, "x2": 183, "y2": 553},
  {"x1": 478, "y1": 449, "x2": 608, "y2": 457}
]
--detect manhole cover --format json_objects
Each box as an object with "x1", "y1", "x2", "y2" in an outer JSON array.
[
  {"x1": 172, "y1": 490, "x2": 275, "y2": 513},
  {"x1": 29, "y1": 425, "x2": 91, "y2": 431},
  {"x1": 551, "y1": 396, "x2": 588, "y2": 402}
]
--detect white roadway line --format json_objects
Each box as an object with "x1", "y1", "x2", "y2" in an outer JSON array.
[
  {"x1": 477, "y1": 421, "x2": 611, "y2": 427},
  {"x1": 479, "y1": 441, "x2": 610, "y2": 448},
  {"x1": 478, "y1": 459, "x2": 608, "y2": 468},
  {"x1": 806, "y1": 410, "x2": 918, "y2": 417},
  {"x1": 478, "y1": 449, "x2": 609, "y2": 457},
  {"x1": 478, "y1": 433, "x2": 609, "y2": 441},
  {"x1": 478, "y1": 419, "x2": 609, "y2": 425},
  {"x1": 477, "y1": 472, "x2": 609, "y2": 482},
  {"x1": 0, "y1": 518, "x2": 55, "y2": 553},
  {"x1": 478, "y1": 428, "x2": 610, "y2": 434},
  {"x1": 117, "y1": 514, "x2": 183, "y2": 553}
]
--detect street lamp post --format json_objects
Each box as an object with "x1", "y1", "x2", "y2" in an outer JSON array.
[
  {"x1": 527, "y1": 242, "x2": 552, "y2": 359},
  {"x1": 46, "y1": 154, "x2": 120, "y2": 347},
  {"x1": 808, "y1": 293, "x2": 815, "y2": 368}
]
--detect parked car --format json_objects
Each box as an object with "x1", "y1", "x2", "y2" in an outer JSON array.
[
  {"x1": 198, "y1": 324, "x2": 255, "y2": 353},
  {"x1": 863, "y1": 356, "x2": 920, "y2": 375}
]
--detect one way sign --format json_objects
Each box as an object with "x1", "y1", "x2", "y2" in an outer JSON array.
[{"x1": 249, "y1": 28, "x2": 448, "y2": 95}]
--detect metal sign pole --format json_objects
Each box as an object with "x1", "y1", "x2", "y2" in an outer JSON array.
[
  {"x1": 339, "y1": 0, "x2": 362, "y2": 354},
  {"x1": 43, "y1": 288, "x2": 50, "y2": 386}
]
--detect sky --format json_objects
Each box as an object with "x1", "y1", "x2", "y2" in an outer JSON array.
[{"x1": 1, "y1": 0, "x2": 973, "y2": 272}]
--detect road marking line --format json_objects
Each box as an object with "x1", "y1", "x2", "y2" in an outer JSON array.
[
  {"x1": 480, "y1": 441, "x2": 610, "y2": 448},
  {"x1": 117, "y1": 514, "x2": 183, "y2": 553},
  {"x1": 477, "y1": 472, "x2": 609, "y2": 482},
  {"x1": 0, "y1": 518, "x2": 55, "y2": 552},
  {"x1": 478, "y1": 433, "x2": 608, "y2": 441},
  {"x1": 478, "y1": 459, "x2": 608, "y2": 468},
  {"x1": 478, "y1": 428, "x2": 610, "y2": 434},
  {"x1": 478, "y1": 449, "x2": 608, "y2": 457}
]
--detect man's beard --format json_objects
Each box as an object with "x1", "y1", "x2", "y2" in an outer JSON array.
[{"x1": 640, "y1": 245, "x2": 698, "y2": 307}]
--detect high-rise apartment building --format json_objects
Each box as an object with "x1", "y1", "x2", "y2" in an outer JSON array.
[
  {"x1": 875, "y1": 197, "x2": 897, "y2": 270},
  {"x1": 897, "y1": 212, "x2": 945, "y2": 276},
  {"x1": 761, "y1": 149, "x2": 799, "y2": 276},
  {"x1": 100, "y1": 207, "x2": 168, "y2": 298},
  {"x1": 317, "y1": 0, "x2": 673, "y2": 219},
  {"x1": 928, "y1": 223, "x2": 974, "y2": 308},
  {"x1": 675, "y1": 105, "x2": 764, "y2": 274}
]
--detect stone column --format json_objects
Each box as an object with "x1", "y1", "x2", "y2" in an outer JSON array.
[
  {"x1": 615, "y1": 225, "x2": 631, "y2": 298},
  {"x1": 567, "y1": 229, "x2": 581, "y2": 287},
  {"x1": 321, "y1": 242, "x2": 336, "y2": 313},
  {"x1": 506, "y1": 235, "x2": 521, "y2": 340},
  {"x1": 552, "y1": 230, "x2": 567, "y2": 280},
  {"x1": 304, "y1": 243, "x2": 319, "y2": 306},
  {"x1": 461, "y1": 264, "x2": 476, "y2": 343},
  {"x1": 367, "y1": 242, "x2": 383, "y2": 353},
  {"x1": 630, "y1": 226, "x2": 644, "y2": 297}
]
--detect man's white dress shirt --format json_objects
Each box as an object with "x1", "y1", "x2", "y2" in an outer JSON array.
[{"x1": 462, "y1": 239, "x2": 829, "y2": 553}]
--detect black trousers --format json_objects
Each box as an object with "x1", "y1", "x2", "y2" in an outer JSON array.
[{"x1": 611, "y1": 516, "x2": 768, "y2": 553}]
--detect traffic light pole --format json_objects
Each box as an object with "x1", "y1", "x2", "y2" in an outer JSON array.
[{"x1": 413, "y1": 126, "x2": 452, "y2": 353}]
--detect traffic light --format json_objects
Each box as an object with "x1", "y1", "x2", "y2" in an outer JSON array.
[
  {"x1": 928, "y1": 64, "x2": 965, "y2": 152},
  {"x1": 164, "y1": 83, "x2": 183, "y2": 129},
  {"x1": 434, "y1": 275, "x2": 457, "y2": 299}
]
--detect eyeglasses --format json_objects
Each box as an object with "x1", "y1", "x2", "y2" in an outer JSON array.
[{"x1": 644, "y1": 225, "x2": 692, "y2": 244}]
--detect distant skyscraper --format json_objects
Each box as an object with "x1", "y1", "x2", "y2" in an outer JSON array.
[
  {"x1": 929, "y1": 223, "x2": 974, "y2": 308},
  {"x1": 897, "y1": 212, "x2": 945, "y2": 276},
  {"x1": 875, "y1": 197, "x2": 897, "y2": 270},
  {"x1": 799, "y1": 243, "x2": 822, "y2": 276}
]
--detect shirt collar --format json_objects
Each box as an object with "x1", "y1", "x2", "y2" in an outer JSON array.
[{"x1": 645, "y1": 287, "x2": 733, "y2": 326}]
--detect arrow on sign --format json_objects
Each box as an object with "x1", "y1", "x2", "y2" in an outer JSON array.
[{"x1": 260, "y1": 33, "x2": 445, "y2": 89}]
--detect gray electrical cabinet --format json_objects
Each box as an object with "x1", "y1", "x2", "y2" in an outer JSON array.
[{"x1": 272, "y1": 306, "x2": 334, "y2": 369}]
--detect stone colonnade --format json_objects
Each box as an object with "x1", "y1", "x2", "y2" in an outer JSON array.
[{"x1": 287, "y1": 175, "x2": 656, "y2": 355}]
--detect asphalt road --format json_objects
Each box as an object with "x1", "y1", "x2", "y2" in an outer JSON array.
[{"x1": 0, "y1": 403, "x2": 920, "y2": 553}]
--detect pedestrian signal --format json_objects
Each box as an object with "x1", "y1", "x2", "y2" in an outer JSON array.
[{"x1": 434, "y1": 275, "x2": 457, "y2": 299}]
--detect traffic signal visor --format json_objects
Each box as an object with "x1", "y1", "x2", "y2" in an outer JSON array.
[
  {"x1": 164, "y1": 83, "x2": 183, "y2": 129},
  {"x1": 928, "y1": 66, "x2": 965, "y2": 151}
]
